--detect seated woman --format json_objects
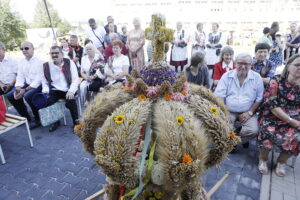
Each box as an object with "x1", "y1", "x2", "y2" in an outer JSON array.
[
  {"x1": 104, "y1": 40, "x2": 130, "y2": 84},
  {"x1": 212, "y1": 46, "x2": 235, "y2": 87},
  {"x1": 257, "y1": 54, "x2": 300, "y2": 177},
  {"x1": 59, "y1": 38, "x2": 71, "y2": 59},
  {"x1": 185, "y1": 52, "x2": 209, "y2": 88},
  {"x1": 80, "y1": 44, "x2": 106, "y2": 104},
  {"x1": 104, "y1": 33, "x2": 128, "y2": 61}
]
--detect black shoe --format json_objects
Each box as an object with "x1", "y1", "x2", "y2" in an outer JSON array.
[
  {"x1": 49, "y1": 121, "x2": 60, "y2": 132},
  {"x1": 229, "y1": 146, "x2": 237, "y2": 154},
  {"x1": 242, "y1": 142, "x2": 250, "y2": 149},
  {"x1": 29, "y1": 120, "x2": 41, "y2": 129}
]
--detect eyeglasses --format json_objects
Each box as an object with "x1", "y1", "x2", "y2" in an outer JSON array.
[
  {"x1": 20, "y1": 47, "x2": 30, "y2": 51},
  {"x1": 50, "y1": 52, "x2": 60, "y2": 55},
  {"x1": 237, "y1": 62, "x2": 251, "y2": 67}
]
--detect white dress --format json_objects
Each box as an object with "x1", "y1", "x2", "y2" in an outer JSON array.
[
  {"x1": 170, "y1": 30, "x2": 188, "y2": 66},
  {"x1": 191, "y1": 31, "x2": 206, "y2": 56},
  {"x1": 206, "y1": 32, "x2": 223, "y2": 66},
  {"x1": 105, "y1": 54, "x2": 130, "y2": 85}
]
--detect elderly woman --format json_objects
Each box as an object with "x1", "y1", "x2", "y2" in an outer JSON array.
[
  {"x1": 212, "y1": 46, "x2": 235, "y2": 87},
  {"x1": 80, "y1": 43, "x2": 106, "y2": 104},
  {"x1": 170, "y1": 21, "x2": 188, "y2": 73},
  {"x1": 257, "y1": 54, "x2": 300, "y2": 177},
  {"x1": 105, "y1": 40, "x2": 130, "y2": 84},
  {"x1": 127, "y1": 18, "x2": 145, "y2": 72},
  {"x1": 185, "y1": 52, "x2": 209, "y2": 88}
]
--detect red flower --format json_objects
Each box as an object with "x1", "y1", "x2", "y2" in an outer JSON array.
[
  {"x1": 263, "y1": 91, "x2": 270, "y2": 98},
  {"x1": 282, "y1": 141, "x2": 292, "y2": 151},
  {"x1": 267, "y1": 126, "x2": 275, "y2": 132},
  {"x1": 287, "y1": 93, "x2": 295, "y2": 101},
  {"x1": 291, "y1": 141, "x2": 299, "y2": 154},
  {"x1": 276, "y1": 134, "x2": 282, "y2": 139},
  {"x1": 263, "y1": 140, "x2": 273, "y2": 149},
  {"x1": 61, "y1": 66, "x2": 65, "y2": 73}
]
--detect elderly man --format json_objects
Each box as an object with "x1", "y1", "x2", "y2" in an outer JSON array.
[
  {"x1": 86, "y1": 18, "x2": 106, "y2": 53},
  {"x1": 104, "y1": 16, "x2": 118, "y2": 34},
  {"x1": 252, "y1": 43, "x2": 276, "y2": 85},
  {"x1": 6, "y1": 41, "x2": 43, "y2": 129},
  {"x1": 215, "y1": 53, "x2": 264, "y2": 150},
  {"x1": 41, "y1": 46, "x2": 79, "y2": 132},
  {"x1": 0, "y1": 42, "x2": 18, "y2": 95}
]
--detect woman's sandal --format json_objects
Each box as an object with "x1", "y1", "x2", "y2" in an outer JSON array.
[
  {"x1": 275, "y1": 163, "x2": 286, "y2": 177},
  {"x1": 258, "y1": 160, "x2": 268, "y2": 174}
]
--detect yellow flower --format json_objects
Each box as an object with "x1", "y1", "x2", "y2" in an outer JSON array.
[
  {"x1": 176, "y1": 116, "x2": 185, "y2": 126},
  {"x1": 128, "y1": 119, "x2": 136, "y2": 125},
  {"x1": 163, "y1": 93, "x2": 172, "y2": 101},
  {"x1": 138, "y1": 94, "x2": 147, "y2": 101},
  {"x1": 124, "y1": 87, "x2": 131, "y2": 91},
  {"x1": 229, "y1": 131, "x2": 236, "y2": 138},
  {"x1": 209, "y1": 106, "x2": 219, "y2": 115},
  {"x1": 182, "y1": 154, "x2": 193, "y2": 164},
  {"x1": 114, "y1": 114, "x2": 125, "y2": 124},
  {"x1": 181, "y1": 90, "x2": 188, "y2": 95}
]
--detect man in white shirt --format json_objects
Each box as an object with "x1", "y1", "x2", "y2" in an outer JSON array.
[
  {"x1": 86, "y1": 18, "x2": 106, "y2": 54},
  {"x1": 42, "y1": 46, "x2": 79, "y2": 132},
  {"x1": 6, "y1": 41, "x2": 43, "y2": 129},
  {"x1": 0, "y1": 42, "x2": 18, "y2": 95}
]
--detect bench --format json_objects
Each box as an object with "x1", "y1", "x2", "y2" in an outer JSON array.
[{"x1": 0, "y1": 113, "x2": 33, "y2": 164}]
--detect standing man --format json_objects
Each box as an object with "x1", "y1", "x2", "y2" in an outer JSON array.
[
  {"x1": 7, "y1": 41, "x2": 43, "y2": 129},
  {"x1": 68, "y1": 35, "x2": 83, "y2": 71},
  {"x1": 41, "y1": 46, "x2": 79, "y2": 132},
  {"x1": 86, "y1": 18, "x2": 106, "y2": 54},
  {"x1": 104, "y1": 16, "x2": 118, "y2": 34},
  {"x1": 252, "y1": 43, "x2": 276, "y2": 85},
  {"x1": 0, "y1": 42, "x2": 18, "y2": 95},
  {"x1": 215, "y1": 53, "x2": 264, "y2": 150}
]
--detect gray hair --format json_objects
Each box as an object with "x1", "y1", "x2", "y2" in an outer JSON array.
[
  {"x1": 235, "y1": 53, "x2": 252, "y2": 63},
  {"x1": 219, "y1": 46, "x2": 234, "y2": 62},
  {"x1": 0, "y1": 42, "x2": 5, "y2": 50},
  {"x1": 84, "y1": 43, "x2": 97, "y2": 53}
]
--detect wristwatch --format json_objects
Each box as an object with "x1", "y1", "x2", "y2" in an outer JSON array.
[{"x1": 248, "y1": 111, "x2": 253, "y2": 116}]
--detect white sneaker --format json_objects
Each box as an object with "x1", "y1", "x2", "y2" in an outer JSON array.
[
  {"x1": 275, "y1": 163, "x2": 286, "y2": 177},
  {"x1": 258, "y1": 160, "x2": 268, "y2": 174}
]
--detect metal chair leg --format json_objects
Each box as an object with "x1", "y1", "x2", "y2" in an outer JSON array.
[{"x1": 0, "y1": 144, "x2": 6, "y2": 164}]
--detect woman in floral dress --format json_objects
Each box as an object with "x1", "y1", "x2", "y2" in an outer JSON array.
[
  {"x1": 257, "y1": 54, "x2": 300, "y2": 177},
  {"x1": 127, "y1": 18, "x2": 145, "y2": 72}
]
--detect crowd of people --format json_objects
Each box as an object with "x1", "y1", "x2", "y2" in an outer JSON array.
[{"x1": 0, "y1": 16, "x2": 299, "y2": 178}]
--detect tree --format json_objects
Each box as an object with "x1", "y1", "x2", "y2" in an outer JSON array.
[
  {"x1": 0, "y1": 0, "x2": 27, "y2": 50},
  {"x1": 32, "y1": 0, "x2": 71, "y2": 35}
]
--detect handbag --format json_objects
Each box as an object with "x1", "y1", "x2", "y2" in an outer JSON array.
[
  {"x1": 38, "y1": 102, "x2": 65, "y2": 126},
  {"x1": 0, "y1": 96, "x2": 6, "y2": 123}
]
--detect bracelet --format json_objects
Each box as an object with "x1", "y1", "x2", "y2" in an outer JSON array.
[{"x1": 287, "y1": 117, "x2": 293, "y2": 123}]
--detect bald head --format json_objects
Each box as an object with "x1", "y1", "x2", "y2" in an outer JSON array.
[{"x1": 21, "y1": 41, "x2": 34, "y2": 60}]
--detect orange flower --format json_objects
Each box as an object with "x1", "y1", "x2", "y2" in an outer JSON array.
[
  {"x1": 124, "y1": 87, "x2": 131, "y2": 91},
  {"x1": 75, "y1": 123, "x2": 83, "y2": 130},
  {"x1": 229, "y1": 131, "x2": 236, "y2": 138},
  {"x1": 181, "y1": 90, "x2": 188, "y2": 96},
  {"x1": 182, "y1": 154, "x2": 193, "y2": 164},
  {"x1": 163, "y1": 93, "x2": 173, "y2": 101},
  {"x1": 138, "y1": 94, "x2": 147, "y2": 101}
]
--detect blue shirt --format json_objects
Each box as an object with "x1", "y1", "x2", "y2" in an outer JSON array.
[
  {"x1": 251, "y1": 58, "x2": 276, "y2": 78},
  {"x1": 214, "y1": 69, "x2": 264, "y2": 113}
]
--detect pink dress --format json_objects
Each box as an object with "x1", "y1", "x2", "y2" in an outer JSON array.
[{"x1": 127, "y1": 29, "x2": 145, "y2": 72}]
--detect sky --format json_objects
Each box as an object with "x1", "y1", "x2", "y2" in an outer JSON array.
[{"x1": 10, "y1": 0, "x2": 112, "y2": 23}]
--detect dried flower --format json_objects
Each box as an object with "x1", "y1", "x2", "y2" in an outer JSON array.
[
  {"x1": 229, "y1": 131, "x2": 236, "y2": 138},
  {"x1": 182, "y1": 154, "x2": 193, "y2": 164},
  {"x1": 154, "y1": 192, "x2": 163, "y2": 199},
  {"x1": 209, "y1": 106, "x2": 219, "y2": 115},
  {"x1": 124, "y1": 87, "x2": 131, "y2": 91},
  {"x1": 183, "y1": 81, "x2": 189, "y2": 91},
  {"x1": 138, "y1": 94, "x2": 147, "y2": 101},
  {"x1": 163, "y1": 93, "x2": 173, "y2": 101},
  {"x1": 146, "y1": 87, "x2": 160, "y2": 98},
  {"x1": 114, "y1": 114, "x2": 125, "y2": 124},
  {"x1": 75, "y1": 122, "x2": 83, "y2": 130},
  {"x1": 181, "y1": 90, "x2": 188, "y2": 95},
  {"x1": 172, "y1": 92, "x2": 186, "y2": 101},
  {"x1": 176, "y1": 116, "x2": 185, "y2": 126}
]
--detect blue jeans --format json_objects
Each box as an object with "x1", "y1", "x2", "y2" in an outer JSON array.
[{"x1": 7, "y1": 84, "x2": 42, "y2": 121}]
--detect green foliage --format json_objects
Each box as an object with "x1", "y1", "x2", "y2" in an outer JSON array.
[
  {"x1": 32, "y1": 0, "x2": 71, "y2": 34},
  {"x1": 0, "y1": 0, "x2": 27, "y2": 50}
]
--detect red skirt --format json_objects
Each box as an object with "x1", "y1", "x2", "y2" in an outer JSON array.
[{"x1": 170, "y1": 59, "x2": 188, "y2": 66}]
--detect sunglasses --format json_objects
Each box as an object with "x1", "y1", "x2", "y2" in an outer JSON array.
[
  {"x1": 50, "y1": 52, "x2": 60, "y2": 55},
  {"x1": 20, "y1": 47, "x2": 30, "y2": 51}
]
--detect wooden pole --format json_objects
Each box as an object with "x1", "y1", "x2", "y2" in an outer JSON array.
[{"x1": 206, "y1": 172, "x2": 230, "y2": 199}]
